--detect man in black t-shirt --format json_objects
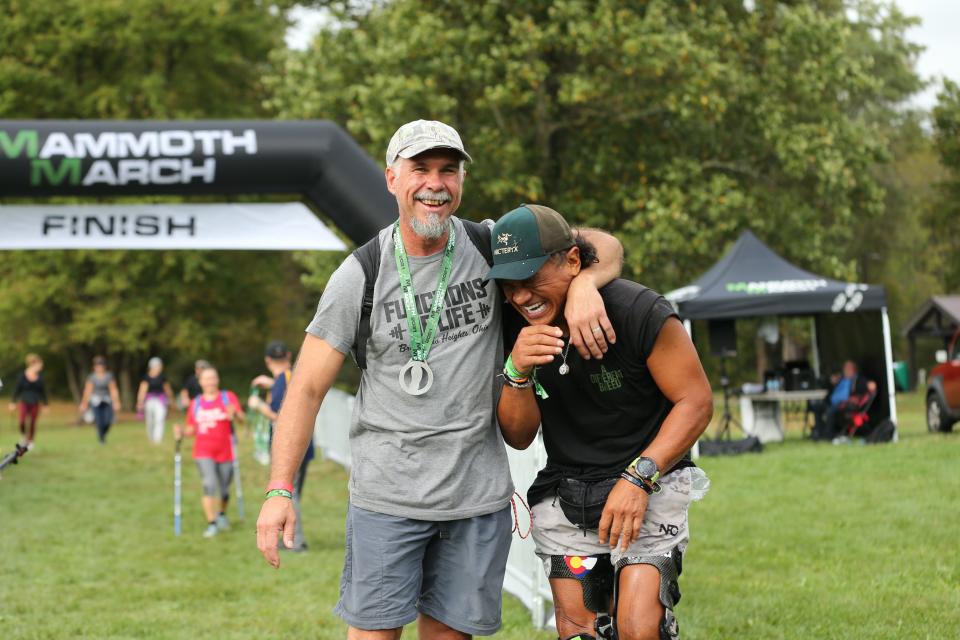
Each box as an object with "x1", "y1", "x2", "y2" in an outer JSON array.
[
  {"x1": 490, "y1": 205, "x2": 713, "y2": 640},
  {"x1": 178, "y1": 359, "x2": 209, "y2": 410}
]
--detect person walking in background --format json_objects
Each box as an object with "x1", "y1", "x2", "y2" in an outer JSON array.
[
  {"x1": 178, "y1": 359, "x2": 209, "y2": 411},
  {"x1": 8, "y1": 354, "x2": 48, "y2": 450},
  {"x1": 175, "y1": 365, "x2": 245, "y2": 538},
  {"x1": 249, "y1": 341, "x2": 312, "y2": 552},
  {"x1": 136, "y1": 357, "x2": 175, "y2": 444},
  {"x1": 79, "y1": 356, "x2": 121, "y2": 445}
]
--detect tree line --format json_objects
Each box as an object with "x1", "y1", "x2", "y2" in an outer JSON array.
[{"x1": 1, "y1": 0, "x2": 957, "y2": 404}]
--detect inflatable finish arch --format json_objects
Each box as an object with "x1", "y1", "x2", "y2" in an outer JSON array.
[{"x1": 0, "y1": 120, "x2": 396, "y2": 245}]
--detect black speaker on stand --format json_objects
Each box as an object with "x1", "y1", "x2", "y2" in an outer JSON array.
[{"x1": 709, "y1": 319, "x2": 742, "y2": 440}]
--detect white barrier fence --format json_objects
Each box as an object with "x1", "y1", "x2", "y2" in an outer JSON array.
[
  {"x1": 312, "y1": 388, "x2": 555, "y2": 629},
  {"x1": 313, "y1": 388, "x2": 354, "y2": 469}
]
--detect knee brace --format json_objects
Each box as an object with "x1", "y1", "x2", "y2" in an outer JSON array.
[
  {"x1": 548, "y1": 554, "x2": 615, "y2": 614},
  {"x1": 614, "y1": 545, "x2": 683, "y2": 640}
]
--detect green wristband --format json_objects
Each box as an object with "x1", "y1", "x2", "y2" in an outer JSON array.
[
  {"x1": 505, "y1": 355, "x2": 548, "y2": 399},
  {"x1": 504, "y1": 354, "x2": 530, "y2": 381},
  {"x1": 265, "y1": 489, "x2": 293, "y2": 499}
]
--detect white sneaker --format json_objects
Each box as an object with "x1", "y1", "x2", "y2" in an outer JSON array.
[
  {"x1": 203, "y1": 523, "x2": 218, "y2": 538},
  {"x1": 215, "y1": 514, "x2": 230, "y2": 530},
  {"x1": 26, "y1": 441, "x2": 34, "y2": 451}
]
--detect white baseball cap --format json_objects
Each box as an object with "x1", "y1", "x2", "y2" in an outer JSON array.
[{"x1": 385, "y1": 119, "x2": 472, "y2": 166}]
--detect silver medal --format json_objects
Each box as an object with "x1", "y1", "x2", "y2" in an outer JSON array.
[
  {"x1": 398, "y1": 359, "x2": 434, "y2": 396},
  {"x1": 558, "y1": 363, "x2": 570, "y2": 375}
]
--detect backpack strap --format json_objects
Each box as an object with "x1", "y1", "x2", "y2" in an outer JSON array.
[
  {"x1": 462, "y1": 219, "x2": 493, "y2": 267},
  {"x1": 352, "y1": 234, "x2": 382, "y2": 371},
  {"x1": 352, "y1": 221, "x2": 489, "y2": 370}
]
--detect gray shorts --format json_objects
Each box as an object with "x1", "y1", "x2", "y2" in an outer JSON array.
[
  {"x1": 335, "y1": 503, "x2": 512, "y2": 635},
  {"x1": 532, "y1": 466, "x2": 708, "y2": 568},
  {"x1": 195, "y1": 458, "x2": 233, "y2": 498}
]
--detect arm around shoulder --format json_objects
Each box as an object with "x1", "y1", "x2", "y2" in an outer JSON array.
[
  {"x1": 575, "y1": 228, "x2": 623, "y2": 287},
  {"x1": 564, "y1": 228, "x2": 623, "y2": 359}
]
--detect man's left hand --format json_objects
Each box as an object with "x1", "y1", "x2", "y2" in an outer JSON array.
[
  {"x1": 598, "y1": 479, "x2": 648, "y2": 552},
  {"x1": 564, "y1": 276, "x2": 616, "y2": 360}
]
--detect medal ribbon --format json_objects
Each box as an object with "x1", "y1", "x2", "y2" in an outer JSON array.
[{"x1": 393, "y1": 221, "x2": 456, "y2": 362}]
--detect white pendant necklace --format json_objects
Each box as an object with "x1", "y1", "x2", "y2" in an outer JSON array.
[{"x1": 558, "y1": 340, "x2": 572, "y2": 375}]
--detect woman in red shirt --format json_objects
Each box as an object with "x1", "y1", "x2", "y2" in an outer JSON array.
[{"x1": 175, "y1": 366, "x2": 245, "y2": 538}]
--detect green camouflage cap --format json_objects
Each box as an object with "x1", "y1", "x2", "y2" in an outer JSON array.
[
  {"x1": 485, "y1": 204, "x2": 574, "y2": 281},
  {"x1": 385, "y1": 120, "x2": 472, "y2": 166}
]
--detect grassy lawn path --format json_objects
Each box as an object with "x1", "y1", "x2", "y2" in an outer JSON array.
[{"x1": 0, "y1": 393, "x2": 957, "y2": 639}]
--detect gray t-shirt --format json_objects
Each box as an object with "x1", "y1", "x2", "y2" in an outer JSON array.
[
  {"x1": 87, "y1": 372, "x2": 114, "y2": 406},
  {"x1": 306, "y1": 217, "x2": 514, "y2": 520}
]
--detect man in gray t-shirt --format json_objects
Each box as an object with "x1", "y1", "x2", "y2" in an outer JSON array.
[
  {"x1": 256, "y1": 119, "x2": 622, "y2": 638},
  {"x1": 308, "y1": 216, "x2": 512, "y2": 521}
]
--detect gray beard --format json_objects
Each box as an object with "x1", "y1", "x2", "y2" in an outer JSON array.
[{"x1": 409, "y1": 213, "x2": 450, "y2": 240}]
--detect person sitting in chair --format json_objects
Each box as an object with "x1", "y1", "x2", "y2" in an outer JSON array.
[{"x1": 812, "y1": 360, "x2": 874, "y2": 441}]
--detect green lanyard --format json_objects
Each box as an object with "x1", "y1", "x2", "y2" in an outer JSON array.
[{"x1": 393, "y1": 221, "x2": 456, "y2": 362}]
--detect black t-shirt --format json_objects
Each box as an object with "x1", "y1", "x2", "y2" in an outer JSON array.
[
  {"x1": 503, "y1": 278, "x2": 693, "y2": 505},
  {"x1": 143, "y1": 374, "x2": 167, "y2": 394},
  {"x1": 13, "y1": 371, "x2": 48, "y2": 406},
  {"x1": 182, "y1": 375, "x2": 202, "y2": 400}
]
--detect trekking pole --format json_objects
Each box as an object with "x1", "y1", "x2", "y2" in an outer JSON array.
[
  {"x1": 231, "y1": 431, "x2": 245, "y2": 521},
  {"x1": 0, "y1": 443, "x2": 27, "y2": 475},
  {"x1": 174, "y1": 434, "x2": 183, "y2": 535}
]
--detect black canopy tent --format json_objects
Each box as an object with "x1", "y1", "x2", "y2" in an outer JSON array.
[{"x1": 666, "y1": 230, "x2": 898, "y2": 430}]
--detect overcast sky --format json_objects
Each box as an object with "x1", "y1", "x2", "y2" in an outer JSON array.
[
  {"x1": 286, "y1": 2, "x2": 959, "y2": 111},
  {"x1": 899, "y1": 0, "x2": 960, "y2": 109}
]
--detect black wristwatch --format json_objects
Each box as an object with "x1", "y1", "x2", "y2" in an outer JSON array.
[{"x1": 626, "y1": 456, "x2": 662, "y2": 493}]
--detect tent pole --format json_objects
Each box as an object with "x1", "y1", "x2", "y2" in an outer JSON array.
[
  {"x1": 881, "y1": 307, "x2": 899, "y2": 440},
  {"x1": 810, "y1": 316, "x2": 820, "y2": 378},
  {"x1": 908, "y1": 334, "x2": 917, "y2": 391},
  {"x1": 682, "y1": 318, "x2": 702, "y2": 459}
]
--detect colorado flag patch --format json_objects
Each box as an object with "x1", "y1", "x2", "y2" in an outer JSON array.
[{"x1": 564, "y1": 555, "x2": 598, "y2": 577}]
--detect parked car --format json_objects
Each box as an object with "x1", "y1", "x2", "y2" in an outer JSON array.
[{"x1": 927, "y1": 327, "x2": 960, "y2": 432}]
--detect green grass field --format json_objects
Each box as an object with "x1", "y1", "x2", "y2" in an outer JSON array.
[{"x1": 1, "y1": 393, "x2": 957, "y2": 639}]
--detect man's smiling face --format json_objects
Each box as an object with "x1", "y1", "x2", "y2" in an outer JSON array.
[
  {"x1": 386, "y1": 149, "x2": 464, "y2": 240},
  {"x1": 501, "y1": 248, "x2": 581, "y2": 326}
]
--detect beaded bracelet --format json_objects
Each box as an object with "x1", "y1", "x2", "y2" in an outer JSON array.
[
  {"x1": 502, "y1": 374, "x2": 534, "y2": 389},
  {"x1": 620, "y1": 472, "x2": 655, "y2": 495},
  {"x1": 265, "y1": 488, "x2": 293, "y2": 499},
  {"x1": 504, "y1": 355, "x2": 549, "y2": 399}
]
